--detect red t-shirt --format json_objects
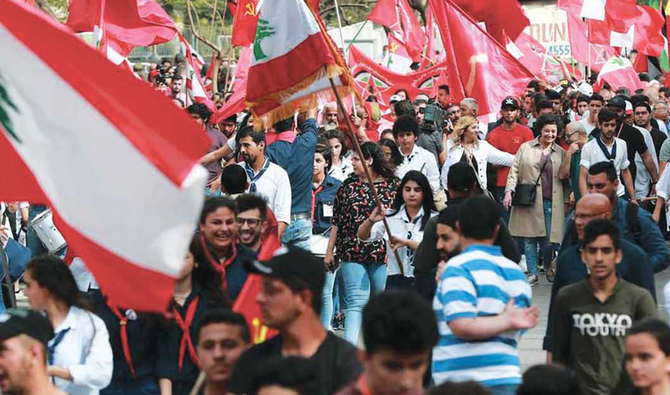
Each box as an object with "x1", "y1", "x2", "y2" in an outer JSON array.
[{"x1": 486, "y1": 123, "x2": 534, "y2": 187}]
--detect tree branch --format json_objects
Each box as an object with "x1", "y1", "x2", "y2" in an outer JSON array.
[
  {"x1": 320, "y1": 3, "x2": 369, "y2": 16},
  {"x1": 186, "y1": 0, "x2": 222, "y2": 56}
]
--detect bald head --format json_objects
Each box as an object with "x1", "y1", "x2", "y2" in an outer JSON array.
[{"x1": 575, "y1": 194, "x2": 612, "y2": 240}]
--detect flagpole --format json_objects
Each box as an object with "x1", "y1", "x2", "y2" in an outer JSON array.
[
  {"x1": 333, "y1": 0, "x2": 347, "y2": 53},
  {"x1": 327, "y1": 74, "x2": 405, "y2": 276},
  {"x1": 345, "y1": 20, "x2": 368, "y2": 54}
]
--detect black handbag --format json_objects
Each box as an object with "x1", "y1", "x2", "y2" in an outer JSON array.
[{"x1": 513, "y1": 155, "x2": 549, "y2": 207}]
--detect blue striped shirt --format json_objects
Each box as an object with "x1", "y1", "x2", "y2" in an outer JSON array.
[{"x1": 432, "y1": 244, "x2": 532, "y2": 387}]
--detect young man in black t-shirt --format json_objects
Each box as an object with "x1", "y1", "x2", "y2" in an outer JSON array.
[{"x1": 227, "y1": 247, "x2": 362, "y2": 395}]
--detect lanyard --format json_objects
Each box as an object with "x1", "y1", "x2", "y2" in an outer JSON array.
[
  {"x1": 172, "y1": 296, "x2": 201, "y2": 372},
  {"x1": 47, "y1": 328, "x2": 70, "y2": 366},
  {"x1": 106, "y1": 300, "x2": 137, "y2": 379},
  {"x1": 311, "y1": 184, "x2": 324, "y2": 224},
  {"x1": 596, "y1": 137, "x2": 617, "y2": 161}
]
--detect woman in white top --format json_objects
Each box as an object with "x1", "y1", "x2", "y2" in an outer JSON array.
[
  {"x1": 325, "y1": 129, "x2": 354, "y2": 182},
  {"x1": 358, "y1": 170, "x2": 438, "y2": 289},
  {"x1": 23, "y1": 255, "x2": 113, "y2": 395},
  {"x1": 441, "y1": 116, "x2": 514, "y2": 193}
]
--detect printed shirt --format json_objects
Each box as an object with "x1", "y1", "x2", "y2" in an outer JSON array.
[
  {"x1": 364, "y1": 205, "x2": 437, "y2": 277},
  {"x1": 432, "y1": 245, "x2": 532, "y2": 388},
  {"x1": 486, "y1": 123, "x2": 534, "y2": 187},
  {"x1": 332, "y1": 175, "x2": 399, "y2": 264},
  {"x1": 329, "y1": 157, "x2": 354, "y2": 182}
]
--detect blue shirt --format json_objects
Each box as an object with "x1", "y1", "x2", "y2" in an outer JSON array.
[
  {"x1": 432, "y1": 245, "x2": 532, "y2": 387},
  {"x1": 561, "y1": 198, "x2": 669, "y2": 273},
  {"x1": 543, "y1": 240, "x2": 656, "y2": 351},
  {"x1": 266, "y1": 118, "x2": 317, "y2": 215},
  {"x1": 312, "y1": 175, "x2": 341, "y2": 235}
]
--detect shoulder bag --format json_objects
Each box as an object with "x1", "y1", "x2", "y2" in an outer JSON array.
[{"x1": 513, "y1": 154, "x2": 549, "y2": 207}]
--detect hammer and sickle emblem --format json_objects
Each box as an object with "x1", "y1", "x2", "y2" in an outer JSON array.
[
  {"x1": 389, "y1": 42, "x2": 398, "y2": 53},
  {"x1": 244, "y1": 2, "x2": 256, "y2": 16},
  {"x1": 465, "y1": 54, "x2": 488, "y2": 96},
  {"x1": 252, "y1": 317, "x2": 269, "y2": 344}
]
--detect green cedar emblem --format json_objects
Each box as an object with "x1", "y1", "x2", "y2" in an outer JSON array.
[
  {"x1": 0, "y1": 74, "x2": 20, "y2": 144},
  {"x1": 253, "y1": 19, "x2": 275, "y2": 61}
]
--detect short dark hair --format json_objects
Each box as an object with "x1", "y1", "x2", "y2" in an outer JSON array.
[
  {"x1": 186, "y1": 103, "x2": 212, "y2": 123},
  {"x1": 238, "y1": 126, "x2": 266, "y2": 145},
  {"x1": 198, "y1": 308, "x2": 251, "y2": 343},
  {"x1": 447, "y1": 162, "x2": 477, "y2": 192},
  {"x1": 235, "y1": 193, "x2": 268, "y2": 221},
  {"x1": 576, "y1": 95, "x2": 590, "y2": 104},
  {"x1": 628, "y1": 318, "x2": 670, "y2": 356},
  {"x1": 517, "y1": 364, "x2": 583, "y2": 395},
  {"x1": 457, "y1": 196, "x2": 500, "y2": 240},
  {"x1": 314, "y1": 143, "x2": 332, "y2": 171},
  {"x1": 545, "y1": 89, "x2": 561, "y2": 101},
  {"x1": 250, "y1": 356, "x2": 318, "y2": 395},
  {"x1": 272, "y1": 117, "x2": 294, "y2": 133},
  {"x1": 660, "y1": 87, "x2": 670, "y2": 97},
  {"x1": 362, "y1": 290, "x2": 438, "y2": 354},
  {"x1": 394, "y1": 99, "x2": 416, "y2": 118},
  {"x1": 597, "y1": 108, "x2": 618, "y2": 124},
  {"x1": 428, "y1": 381, "x2": 491, "y2": 395},
  {"x1": 526, "y1": 80, "x2": 540, "y2": 92},
  {"x1": 200, "y1": 196, "x2": 236, "y2": 224},
  {"x1": 588, "y1": 161, "x2": 618, "y2": 182},
  {"x1": 437, "y1": 206, "x2": 458, "y2": 229},
  {"x1": 392, "y1": 115, "x2": 419, "y2": 138},
  {"x1": 634, "y1": 101, "x2": 651, "y2": 113},
  {"x1": 537, "y1": 100, "x2": 554, "y2": 111},
  {"x1": 589, "y1": 93, "x2": 604, "y2": 103},
  {"x1": 438, "y1": 85, "x2": 450, "y2": 94},
  {"x1": 222, "y1": 114, "x2": 237, "y2": 124},
  {"x1": 221, "y1": 165, "x2": 247, "y2": 195},
  {"x1": 581, "y1": 218, "x2": 621, "y2": 251},
  {"x1": 172, "y1": 74, "x2": 184, "y2": 82},
  {"x1": 26, "y1": 256, "x2": 89, "y2": 310}
]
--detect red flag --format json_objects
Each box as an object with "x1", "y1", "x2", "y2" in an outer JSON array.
[
  {"x1": 566, "y1": 13, "x2": 616, "y2": 72},
  {"x1": 420, "y1": 8, "x2": 436, "y2": 69},
  {"x1": 368, "y1": 0, "x2": 426, "y2": 62},
  {"x1": 633, "y1": 53, "x2": 649, "y2": 72},
  {"x1": 430, "y1": 69, "x2": 449, "y2": 97},
  {"x1": 430, "y1": 0, "x2": 533, "y2": 116},
  {"x1": 67, "y1": 0, "x2": 177, "y2": 57},
  {"x1": 588, "y1": 5, "x2": 664, "y2": 56},
  {"x1": 231, "y1": 0, "x2": 260, "y2": 47},
  {"x1": 348, "y1": 46, "x2": 448, "y2": 108},
  {"x1": 211, "y1": 47, "x2": 252, "y2": 124},
  {"x1": 450, "y1": 0, "x2": 530, "y2": 43}
]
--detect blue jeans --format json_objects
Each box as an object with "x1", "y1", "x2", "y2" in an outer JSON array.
[
  {"x1": 321, "y1": 269, "x2": 337, "y2": 329},
  {"x1": 101, "y1": 378, "x2": 159, "y2": 395},
  {"x1": 340, "y1": 261, "x2": 387, "y2": 344},
  {"x1": 521, "y1": 198, "x2": 556, "y2": 276},
  {"x1": 489, "y1": 384, "x2": 519, "y2": 395},
  {"x1": 496, "y1": 186, "x2": 511, "y2": 225},
  {"x1": 27, "y1": 205, "x2": 48, "y2": 258},
  {"x1": 281, "y1": 218, "x2": 312, "y2": 250}
]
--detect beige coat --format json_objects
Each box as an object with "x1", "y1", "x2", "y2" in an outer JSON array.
[{"x1": 505, "y1": 138, "x2": 566, "y2": 243}]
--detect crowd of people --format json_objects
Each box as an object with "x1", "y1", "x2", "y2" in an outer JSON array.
[{"x1": 3, "y1": 53, "x2": 670, "y2": 395}]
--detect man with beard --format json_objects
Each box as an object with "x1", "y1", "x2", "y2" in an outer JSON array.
[
  {"x1": 323, "y1": 103, "x2": 340, "y2": 130},
  {"x1": 486, "y1": 97, "x2": 534, "y2": 222},
  {"x1": 234, "y1": 194, "x2": 268, "y2": 253},
  {"x1": 0, "y1": 309, "x2": 64, "y2": 395},
  {"x1": 171, "y1": 75, "x2": 192, "y2": 107},
  {"x1": 437, "y1": 85, "x2": 450, "y2": 109},
  {"x1": 236, "y1": 127, "x2": 291, "y2": 238},
  {"x1": 228, "y1": 247, "x2": 361, "y2": 395},
  {"x1": 196, "y1": 309, "x2": 251, "y2": 395}
]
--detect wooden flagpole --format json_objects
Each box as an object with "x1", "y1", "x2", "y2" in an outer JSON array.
[{"x1": 326, "y1": 75, "x2": 405, "y2": 276}]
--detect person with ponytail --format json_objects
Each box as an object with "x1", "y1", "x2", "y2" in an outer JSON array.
[
  {"x1": 24, "y1": 256, "x2": 113, "y2": 395},
  {"x1": 327, "y1": 142, "x2": 399, "y2": 344},
  {"x1": 156, "y1": 237, "x2": 229, "y2": 395}
]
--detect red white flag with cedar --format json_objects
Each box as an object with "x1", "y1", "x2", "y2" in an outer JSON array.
[
  {"x1": 430, "y1": 0, "x2": 533, "y2": 116},
  {"x1": 0, "y1": 0, "x2": 210, "y2": 311},
  {"x1": 246, "y1": 0, "x2": 355, "y2": 128},
  {"x1": 367, "y1": 0, "x2": 426, "y2": 62},
  {"x1": 596, "y1": 56, "x2": 645, "y2": 92}
]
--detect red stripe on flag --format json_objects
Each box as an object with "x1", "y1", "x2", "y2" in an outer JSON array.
[
  {"x1": 246, "y1": 32, "x2": 335, "y2": 102},
  {"x1": 2, "y1": 1, "x2": 209, "y2": 187}
]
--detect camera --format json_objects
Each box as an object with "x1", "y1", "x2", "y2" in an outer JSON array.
[{"x1": 420, "y1": 104, "x2": 447, "y2": 134}]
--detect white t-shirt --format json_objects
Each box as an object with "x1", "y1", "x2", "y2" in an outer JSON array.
[
  {"x1": 579, "y1": 117, "x2": 597, "y2": 135},
  {"x1": 237, "y1": 160, "x2": 292, "y2": 224},
  {"x1": 633, "y1": 126, "x2": 659, "y2": 199},
  {"x1": 580, "y1": 137, "x2": 630, "y2": 197}
]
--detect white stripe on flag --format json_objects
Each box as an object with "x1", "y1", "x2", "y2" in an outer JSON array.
[
  {"x1": 0, "y1": 24, "x2": 207, "y2": 277},
  {"x1": 610, "y1": 25, "x2": 634, "y2": 49},
  {"x1": 581, "y1": 0, "x2": 607, "y2": 21}
]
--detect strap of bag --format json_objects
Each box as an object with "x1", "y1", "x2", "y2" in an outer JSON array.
[{"x1": 533, "y1": 153, "x2": 550, "y2": 187}]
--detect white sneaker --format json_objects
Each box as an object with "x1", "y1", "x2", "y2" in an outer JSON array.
[{"x1": 519, "y1": 255, "x2": 528, "y2": 273}]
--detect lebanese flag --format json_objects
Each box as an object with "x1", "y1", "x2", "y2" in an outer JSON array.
[
  {"x1": 384, "y1": 34, "x2": 413, "y2": 73},
  {"x1": 566, "y1": 13, "x2": 615, "y2": 72},
  {"x1": 595, "y1": 56, "x2": 645, "y2": 92},
  {"x1": 368, "y1": 0, "x2": 426, "y2": 62},
  {"x1": 178, "y1": 33, "x2": 214, "y2": 109},
  {"x1": 588, "y1": 5, "x2": 665, "y2": 56},
  {"x1": 430, "y1": 0, "x2": 533, "y2": 117},
  {"x1": 211, "y1": 47, "x2": 252, "y2": 124},
  {"x1": 231, "y1": 0, "x2": 261, "y2": 47},
  {"x1": 0, "y1": 1, "x2": 209, "y2": 311},
  {"x1": 67, "y1": 0, "x2": 177, "y2": 58},
  {"x1": 450, "y1": 0, "x2": 530, "y2": 43},
  {"x1": 246, "y1": 0, "x2": 355, "y2": 128}
]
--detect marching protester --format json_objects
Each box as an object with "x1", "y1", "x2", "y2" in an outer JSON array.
[
  {"x1": 357, "y1": 171, "x2": 437, "y2": 289},
  {"x1": 558, "y1": 121, "x2": 590, "y2": 204},
  {"x1": 156, "y1": 237, "x2": 228, "y2": 395},
  {"x1": 393, "y1": 116, "x2": 441, "y2": 195},
  {"x1": 324, "y1": 129, "x2": 354, "y2": 182},
  {"x1": 187, "y1": 104, "x2": 228, "y2": 194},
  {"x1": 326, "y1": 142, "x2": 399, "y2": 344},
  {"x1": 23, "y1": 256, "x2": 113, "y2": 395},
  {"x1": 228, "y1": 247, "x2": 362, "y2": 395},
  {"x1": 578, "y1": 93, "x2": 604, "y2": 135},
  {"x1": 504, "y1": 114, "x2": 567, "y2": 286},
  {"x1": 0, "y1": 309, "x2": 66, "y2": 395},
  {"x1": 234, "y1": 194, "x2": 269, "y2": 254},
  {"x1": 196, "y1": 309, "x2": 251, "y2": 395},
  {"x1": 377, "y1": 138, "x2": 404, "y2": 167},
  {"x1": 552, "y1": 219, "x2": 657, "y2": 395}
]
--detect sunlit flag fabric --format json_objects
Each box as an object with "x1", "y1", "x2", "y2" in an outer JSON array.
[
  {"x1": 0, "y1": 0, "x2": 209, "y2": 311},
  {"x1": 245, "y1": 0, "x2": 355, "y2": 128},
  {"x1": 384, "y1": 34, "x2": 413, "y2": 74},
  {"x1": 595, "y1": 56, "x2": 645, "y2": 92},
  {"x1": 367, "y1": 0, "x2": 427, "y2": 62}
]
